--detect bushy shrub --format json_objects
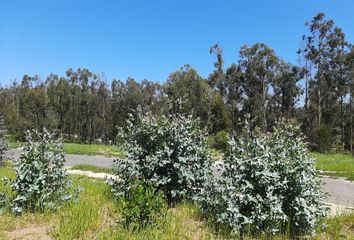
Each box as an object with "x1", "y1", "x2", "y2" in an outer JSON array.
[
  {"x1": 197, "y1": 123, "x2": 327, "y2": 236},
  {"x1": 108, "y1": 111, "x2": 213, "y2": 204},
  {"x1": 0, "y1": 115, "x2": 7, "y2": 165},
  {"x1": 6, "y1": 129, "x2": 76, "y2": 214},
  {"x1": 120, "y1": 179, "x2": 167, "y2": 228},
  {"x1": 207, "y1": 130, "x2": 229, "y2": 153},
  {"x1": 0, "y1": 138, "x2": 7, "y2": 166}
]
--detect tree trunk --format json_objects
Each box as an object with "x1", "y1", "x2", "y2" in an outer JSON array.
[
  {"x1": 305, "y1": 62, "x2": 309, "y2": 110},
  {"x1": 340, "y1": 95, "x2": 345, "y2": 151},
  {"x1": 318, "y1": 87, "x2": 321, "y2": 125},
  {"x1": 262, "y1": 78, "x2": 267, "y2": 132}
]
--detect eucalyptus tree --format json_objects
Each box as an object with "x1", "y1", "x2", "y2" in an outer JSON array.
[
  {"x1": 239, "y1": 43, "x2": 279, "y2": 131},
  {"x1": 224, "y1": 63, "x2": 244, "y2": 131},
  {"x1": 328, "y1": 27, "x2": 350, "y2": 150},
  {"x1": 300, "y1": 13, "x2": 350, "y2": 150},
  {"x1": 348, "y1": 46, "x2": 354, "y2": 153},
  {"x1": 46, "y1": 74, "x2": 70, "y2": 133},
  {"x1": 209, "y1": 43, "x2": 227, "y2": 98},
  {"x1": 270, "y1": 61, "x2": 303, "y2": 122},
  {"x1": 165, "y1": 65, "x2": 214, "y2": 130}
]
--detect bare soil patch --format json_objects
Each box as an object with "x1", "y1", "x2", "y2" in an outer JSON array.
[{"x1": 7, "y1": 224, "x2": 51, "y2": 240}]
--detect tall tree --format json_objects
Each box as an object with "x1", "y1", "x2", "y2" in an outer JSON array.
[
  {"x1": 209, "y1": 44, "x2": 226, "y2": 98},
  {"x1": 271, "y1": 61, "x2": 303, "y2": 121},
  {"x1": 300, "y1": 13, "x2": 350, "y2": 150},
  {"x1": 165, "y1": 65, "x2": 212, "y2": 124},
  {"x1": 239, "y1": 43, "x2": 279, "y2": 131},
  {"x1": 347, "y1": 46, "x2": 354, "y2": 153}
]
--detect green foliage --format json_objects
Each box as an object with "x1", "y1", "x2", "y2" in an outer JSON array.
[
  {"x1": 207, "y1": 130, "x2": 229, "y2": 153},
  {"x1": 313, "y1": 124, "x2": 333, "y2": 152},
  {"x1": 0, "y1": 115, "x2": 7, "y2": 165},
  {"x1": 6, "y1": 129, "x2": 77, "y2": 214},
  {"x1": 0, "y1": 139, "x2": 7, "y2": 166},
  {"x1": 108, "y1": 110, "x2": 213, "y2": 204},
  {"x1": 120, "y1": 180, "x2": 167, "y2": 229},
  {"x1": 210, "y1": 94, "x2": 232, "y2": 133},
  {"x1": 197, "y1": 123, "x2": 328, "y2": 236}
]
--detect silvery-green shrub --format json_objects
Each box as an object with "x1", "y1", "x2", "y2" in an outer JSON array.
[
  {"x1": 0, "y1": 138, "x2": 7, "y2": 165},
  {"x1": 7, "y1": 129, "x2": 74, "y2": 214},
  {"x1": 120, "y1": 179, "x2": 167, "y2": 229},
  {"x1": 197, "y1": 123, "x2": 327, "y2": 236},
  {"x1": 108, "y1": 111, "x2": 213, "y2": 204}
]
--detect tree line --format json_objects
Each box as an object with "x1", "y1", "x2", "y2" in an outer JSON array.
[{"x1": 0, "y1": 13, "x2": 354, "y2": 152}]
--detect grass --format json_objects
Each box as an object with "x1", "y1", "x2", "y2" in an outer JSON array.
[
  {"x1": 310, "y1": 152, "x2": 354, "y2": 180},
  {"x1": 6, "y1": 141, "x2": 21, "y2": 149},
  {"x1": 311, "y1": 152, "x2": 354, "y2": 173},
  {"x1": 63, "y1": 143, "x2": 124, "y2": 157},
  {"x1": 3, "y1": 134, "x2": 124, "y2": 157},
  {"x1": 71, "y1": 164, "x2": 113, "y2": 174},
  {"x1": 0, "y1": 164, "x2": 224, "y2": 240},
  {"x1": 1, "y1": 164, "x2": 354, "y2": 239},
  {"x1": 317, "y1": 212, "x2": 354, "y2": 239}
]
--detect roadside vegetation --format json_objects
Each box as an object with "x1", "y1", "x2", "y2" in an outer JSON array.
[
  {"x1": 71, "y1": 164, "x2": 113, "y2": 174},
  {"x1": 312, "y1": 152, "x2": 354, "y2": 173},
  {"x1": 1, "y1": 164, "x2": 353, "y2": 239},
  {"x1": 0, "y1": 11, "x2": 354, "y2": 239},
  {"x1": 63, "y1": 143, "x2": 124, "y2": 157},
  {"x1": 310, "y1": 152, "x2": 354, "y2": 180},
  {"x1": 5, "y1": 138, "x2": 124, "y2": 158}
]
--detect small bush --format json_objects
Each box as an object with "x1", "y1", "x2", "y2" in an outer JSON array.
[
  {"x1": 0, "y1": 138, "x2": 7, "y2": 166},
  {"x1": 207, "y1": 130, "x2": 229, "y2": 153},
  {"x1": 197, "y1": 123, "x2": 328, "y2": 236},
  {"x1": 120, "y1": 180, "x2": 167, "y2": 229},
  {"x1": 6, "y1": 129, "x2": 76, "y2": 214},
  {"x1": 108, "y1": 111, "x2": 213, "y2": 204}
]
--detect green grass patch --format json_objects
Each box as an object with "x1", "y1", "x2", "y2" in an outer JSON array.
[
  {"x1": 310, "y1": 152, "x2": 354, "y2": 173},
  {"x1": 1, "y1": 163, "x2": 353, "y2": 239},
  {"x1": 6, "y1": 141, "x2": 21, "y2": 149},
  {"x1": 317, "y1": 212, "x2": 354, "y2": 239},
  {"x1": 0, "y1": 165, "x2": 220, "y2": 239},
  {"x1": 71, "y1": 164, "x2": 113, "y2": 174},
  {"x1": 3, "y1": 135, "x2": 22, "y2": 149},
  {"x1": 63, "y1": 143, "x2": 124, "y2": 157}
]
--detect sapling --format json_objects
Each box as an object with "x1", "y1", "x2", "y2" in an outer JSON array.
[{"x1": 7, "y1": 129, "x2": 77, "y2": 214}]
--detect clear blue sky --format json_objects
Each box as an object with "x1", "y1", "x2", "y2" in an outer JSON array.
[{"x1": 1, "y1": 0, "x2": 354, "y2": 86}]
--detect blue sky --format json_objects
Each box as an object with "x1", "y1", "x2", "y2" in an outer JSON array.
[{"x1": 1, "y1": 0, "x2": 354, "y2": 86}]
